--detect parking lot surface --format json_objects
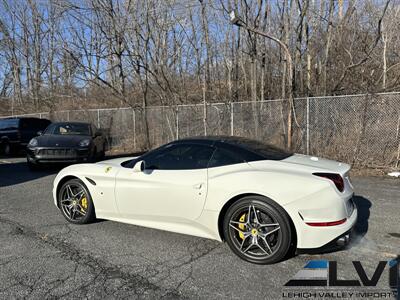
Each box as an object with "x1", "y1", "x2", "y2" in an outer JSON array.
[{"x1": 0, "y1": 157, "x2": 399, "y2": 299}]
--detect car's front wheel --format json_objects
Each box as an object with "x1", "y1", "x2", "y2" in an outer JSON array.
[
  {"x1": 58, "y1": 179, "x2": 96, "y2": 224},
  {"x1": 223, "y1": 196, "x2": 292, "y2": 264}
]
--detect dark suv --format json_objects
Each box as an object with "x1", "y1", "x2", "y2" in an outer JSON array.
[{"x1": 0, "y1": 117, "x2": 51, "y2": 155}]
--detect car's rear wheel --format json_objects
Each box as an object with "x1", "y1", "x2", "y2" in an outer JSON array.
[
  {"x1": 223, "y1": 196, "x2": 292, "y2": 264},
  {"x1": 58, "y1": 179, "x2": 95, "y2": 224}
]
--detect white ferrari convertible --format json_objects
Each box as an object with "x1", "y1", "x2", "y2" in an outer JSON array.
[{"x1": 53, "y1": 136, "x2": 357, "y2": 264}]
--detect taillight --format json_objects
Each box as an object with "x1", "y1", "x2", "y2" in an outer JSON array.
[
  {"x1": 306, "y1": 218, "x2": 347, "y2": 227},
  {"x1": 313, "y1": 172, "x2": 344, "y2": 192}
]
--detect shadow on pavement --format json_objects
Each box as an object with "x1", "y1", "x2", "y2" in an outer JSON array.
[
  {"x1": 0, "y1": 151, "x2": 146, "y2": 188},
  {"x1": 0, "y1": 161, "x2": 58, "y2": 188},
  {"x1": 352, "y1": 195, "x2": 371, "y2": 238}
]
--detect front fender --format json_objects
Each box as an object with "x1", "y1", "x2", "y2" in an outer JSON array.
[{"x1": 52, "y1": 163, "x2": 119, "y2": 218}]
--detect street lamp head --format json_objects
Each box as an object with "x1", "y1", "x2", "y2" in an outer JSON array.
[{"x1": 229, "y1": 10, "x2": 242, "y2": 26}]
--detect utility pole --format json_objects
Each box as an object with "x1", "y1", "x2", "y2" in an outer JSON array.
[{"x1": 229, "y1": 10, "x2": 294, "y2": 149}]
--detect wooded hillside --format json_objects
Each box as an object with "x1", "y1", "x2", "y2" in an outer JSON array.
[{"x1": 0, "y1": 0, "x2": 398, "y2": 115}]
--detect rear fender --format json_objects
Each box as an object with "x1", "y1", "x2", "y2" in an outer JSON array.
[{"x1": 205, "y1": 167, "x2": 330, "y2": 212}]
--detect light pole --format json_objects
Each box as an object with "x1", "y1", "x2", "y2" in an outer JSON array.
[{"x1": 229, "y1": 10, "x2": 294, "y2": 149}]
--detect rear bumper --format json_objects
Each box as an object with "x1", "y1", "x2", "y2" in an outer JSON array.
[
  {"x1": 27, "y1": 147, "x2": 91, "y2": 164},
  {"x1": 283, "y1": 188, "x2": 358, "y2": 249},
  {"x1": 297, "y1": 205, "x2": 358, "y2": 250}
]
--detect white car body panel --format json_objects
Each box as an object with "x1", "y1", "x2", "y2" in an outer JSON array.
[
  {"x1": 114, "y1": 167, "x2": 207, "y2": 220},
  {"x1": 52, "y1": 153, "x2": 357, "y2": 249}
]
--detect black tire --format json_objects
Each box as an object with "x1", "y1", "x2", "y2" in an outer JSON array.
[
  {"x1": 58, "y1": 179, "x2": 96, "y2": 224},
  {"x1": 223, "y1": 195, "x2": 292, "y2": 264}
]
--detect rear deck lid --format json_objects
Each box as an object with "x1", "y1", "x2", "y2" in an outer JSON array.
[{"x1": 282, "y1": 154, "x2": 350, "y2": 175}]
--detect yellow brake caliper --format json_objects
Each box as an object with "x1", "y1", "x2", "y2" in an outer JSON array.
[
  {"x1": 80, "y1": 196, "x2": 88, "y2": 212},
  {"x1": 238, "y1": 213, "x2": 246, "y2": 240}
]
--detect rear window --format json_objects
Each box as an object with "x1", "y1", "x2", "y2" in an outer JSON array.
[{"x1": 223, "y1": 138, "x2": 293, "y2": 161}]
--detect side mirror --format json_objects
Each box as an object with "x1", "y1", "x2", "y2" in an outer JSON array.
[
  {"x1": 37, "y1": 131, "x2": 43, "y2": 136},
  {"x1": 133, "y1": 160, "x2": 145, "y2": 172},
  {"x1": 94, "y1": 130, "x2": 102, "y2": 137}
]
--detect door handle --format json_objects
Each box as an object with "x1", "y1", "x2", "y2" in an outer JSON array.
[{"x1": 193, "y1": 183, "x2": 203, "y2": 189}]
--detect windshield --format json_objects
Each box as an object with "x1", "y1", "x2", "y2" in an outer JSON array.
[{"x1": 44, "y1": 123, "x2": 91, "y2": 136}]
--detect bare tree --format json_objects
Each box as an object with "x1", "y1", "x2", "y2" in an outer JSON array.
[{"x1": 0, "y1": 0, "x2": 398, "y2": 148}]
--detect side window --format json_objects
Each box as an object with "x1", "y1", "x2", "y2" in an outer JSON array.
[
  {"x1": 208, "y1": 145, "x2": 263, "y2": 168},
  {"x1": 22, "y1": 119, "x2": 45, "y2": 129},
  {"x1": 3, "y1": 119, "x2": 18, "y2": 130},
  {"x1": 144, "y1": 144, "x2": 214, "y2": 170},
  {"x1": 208, "y1": 147, "x2": 245, "y2": 168},
  {"x1": 20, "y1": 119, "x2": 29, "y2": 129},
  {"x1": 30, "y1": 119, "x2": 42, "y2": 130}
]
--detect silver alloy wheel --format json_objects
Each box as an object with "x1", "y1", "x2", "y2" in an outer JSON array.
[
  {"x1": 228, "y1": 204, "x2": 281, "y2": 258},
  {"x1": 60, "y1": 183, "x2": 88, "y2": 221}
]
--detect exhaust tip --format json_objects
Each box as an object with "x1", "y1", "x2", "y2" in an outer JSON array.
[{"x1": 336, "y1": 234, "x2": 350, "y2": 247}]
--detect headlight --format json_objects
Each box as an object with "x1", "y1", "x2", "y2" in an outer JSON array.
[
  {"x1": 28, "y1": 138, "x2": 38, "y2": 147},
  {"x1": 79, "y1": 139, "x2": 91, "y2": 147}
]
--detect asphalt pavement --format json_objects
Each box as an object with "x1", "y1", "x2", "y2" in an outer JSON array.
[{"x1": 0, "y1": 156, "x2": 399, "y2": 299}]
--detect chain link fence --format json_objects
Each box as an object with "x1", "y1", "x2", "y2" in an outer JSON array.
[{"x1": 1, "y1": 92, "x2": 400, "y2": 168}]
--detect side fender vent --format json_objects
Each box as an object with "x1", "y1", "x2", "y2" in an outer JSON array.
[{"x1": 85, "y1": 177, "x2": 96, "y2": 186}]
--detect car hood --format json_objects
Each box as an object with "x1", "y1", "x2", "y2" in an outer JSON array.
[{"x1": 36, "y1": 135, "x2": 92, "y2": 147}]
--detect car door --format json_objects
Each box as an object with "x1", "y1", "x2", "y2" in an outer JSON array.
[{"x1": 115, "y1": 143, "x2": 215, "y2": 221}]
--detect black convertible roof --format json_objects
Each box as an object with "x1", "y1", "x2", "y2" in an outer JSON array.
[
  {"x1": 171, "y1": 136, "x2": 293, "y2": 160},
  {"x1": 174, "y1": 135, "x2": 265, "y2": 146}
]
